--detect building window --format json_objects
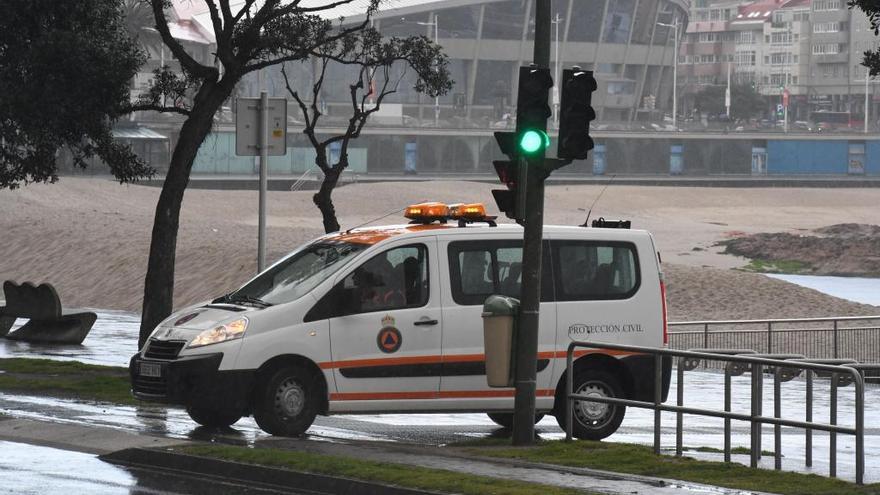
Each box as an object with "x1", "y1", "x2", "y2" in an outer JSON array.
[
  {"x1": 812, "y1": 43, "x2": 841, "y2": 54},
  {"x1": 602, "y1": 0, "x2": 635, "y2": 43},
  {"x1": 813, "y1": 22, "x2": 843, "y2": 33},
  {"x1": 735, "y1": 31, "x2": 756, "y2": 44},
  {"x1": 482, "y1": 0, "x2": 527, "y2": 40},
  {"x1": 771, "y1": 32, "x2": 792, "y2": 44},
  {"x1": 434, "y1": 5, "x2": 482, "y2": 39},
  {"x1": 735, "y1": 51, "x2": 757, "y2": 66},
  {"x1": 813, "y1": 0, "x2": 841, "y2": 11},
  {"x1": 569, "y1": 0, "x2": 605, "y2": 42}
]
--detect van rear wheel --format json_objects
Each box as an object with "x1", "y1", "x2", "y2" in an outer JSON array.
[
  {"x1": 486, "y1": 413, "x2": 545, "y2": 430},
  {"x1": 555, "y1": 369, "x2": 626, "y2": 440},
  {"x1": 253, "y1": 365, "x2": 319, "y2": 437},
  {"x1": 186, "y1": 406, "x2": 242, "y2": 428}
]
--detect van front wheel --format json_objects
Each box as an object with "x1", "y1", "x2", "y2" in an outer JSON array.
[
  {"x1": 555, "y1": 369, "x2": 626, "y2": 440},
  {"x1": 253, "y1": 366, "x2": 319, "y2": 437},
  {"x1": 186, "y1": 406, "x2": 242, "y2": 428}
]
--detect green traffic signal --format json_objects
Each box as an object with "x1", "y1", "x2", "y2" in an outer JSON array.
[{"x1": 519, "y1": 129, "x2": 550, "y2": 154}]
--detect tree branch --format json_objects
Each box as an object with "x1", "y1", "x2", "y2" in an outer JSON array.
[
  {"x1": 203, "y1": 0, "x2": 224, "y2": 39},
  {"x1": 125, "y1": 103, "x2": 192, "y2": 116},
  {"x1": 242, "y1": 17, "x2": 371, "y2": 73}
]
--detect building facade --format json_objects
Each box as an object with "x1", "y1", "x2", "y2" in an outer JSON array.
[
  {"x1": 680, "y1": 0, "x2": 880, "y2": 124},
  {"x1": 283, "y1": 0, "x2": 691, "y2": 125}
]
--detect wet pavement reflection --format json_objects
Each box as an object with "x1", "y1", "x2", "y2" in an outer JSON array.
[
  {"x1": 0, "y1": 440, "x2": 299, "y2": 494},
  {"x1": 3, "y1": 309, "x2": 880, "y2": 484}
]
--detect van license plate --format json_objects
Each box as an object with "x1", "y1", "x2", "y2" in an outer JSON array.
[{"x1": 140, "y1": 362, "x2": 162, "y2": 378}]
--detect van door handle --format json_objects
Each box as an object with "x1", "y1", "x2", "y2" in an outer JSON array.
[{"x1": 414, "y1": 319, "x2": 438, "y2": 326}]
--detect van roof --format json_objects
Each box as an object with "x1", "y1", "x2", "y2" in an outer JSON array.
[{"x1": 322, "y1": 223, "x2": 650, "y2": 246}]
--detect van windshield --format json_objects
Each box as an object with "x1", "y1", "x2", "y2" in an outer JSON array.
[{"x1": 224, "y1": 241, "x2": 367, "y2": 306}]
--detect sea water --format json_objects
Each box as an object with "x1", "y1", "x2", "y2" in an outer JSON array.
[{"x1": 766, "y1": 274, "x2": 880, "y2": 307}]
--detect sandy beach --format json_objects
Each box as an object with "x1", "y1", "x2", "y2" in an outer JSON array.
[{"x1": 1, "y1": 178, "x2": 878, "y2": 321}]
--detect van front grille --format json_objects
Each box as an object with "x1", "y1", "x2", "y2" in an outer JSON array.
[{"x1": 144, "y1": 339, "x2": 185, "y2": 360}]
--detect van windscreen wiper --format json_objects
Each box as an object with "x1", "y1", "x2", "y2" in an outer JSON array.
[{"x1": 212, "y1": 293, "x2": 273, "y2": 308}]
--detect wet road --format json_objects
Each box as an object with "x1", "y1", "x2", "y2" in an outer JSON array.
[
  {"x1": 2, "y1": 310, "x2": 879, "y2": 484},
  {"x1": 0, "y1": 440, "x2": 304, "y2": 494}
]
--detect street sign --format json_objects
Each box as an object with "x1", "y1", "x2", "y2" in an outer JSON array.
[{"x1": 235, "y1": 97, "x2": 288, "y2": 156}]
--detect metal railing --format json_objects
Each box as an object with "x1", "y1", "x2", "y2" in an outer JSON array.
[
  {"x1": 669, "y1": 316, "x2": 880, "y2": 362},
  {"x1": 565, "y1": 341, "x2": 872, "y2": 484}
]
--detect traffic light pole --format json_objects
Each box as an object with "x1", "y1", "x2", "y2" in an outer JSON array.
[{"x1": 512, "y1": 0, "x2": 551, "y2": 446}]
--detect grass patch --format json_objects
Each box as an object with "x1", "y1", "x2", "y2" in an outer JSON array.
[
  {"x1": 0, "y1": 358, "x2": 135, "y2": 405},
  {"x1": 741, "y1": 258, "x2": 811, "y2": 274},
  {"x1": 180, "y1": 444, "x2": 589, "y2": 495},
  {"x1": 686, "y1": 446, "x2": 776, "y2": 456},
  {"x1": 456, "y1": 439, "x2": 879, "y2": 495}
]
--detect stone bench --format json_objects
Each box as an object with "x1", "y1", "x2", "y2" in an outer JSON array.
[{"x1": 0, "y1": 281, "x2": 97, "y2": 345}]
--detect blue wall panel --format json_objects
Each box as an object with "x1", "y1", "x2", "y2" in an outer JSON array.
[
  {"x1": 866, "y1": 141, "x2": 880, "y2": 175},
  {"x1": 768, "y1": 140, "x2": 848, "y2": 174}
]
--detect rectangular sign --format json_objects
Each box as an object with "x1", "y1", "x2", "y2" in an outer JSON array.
[{"x1": 235, "y1": 97, "x2": 288, "y2": 156}]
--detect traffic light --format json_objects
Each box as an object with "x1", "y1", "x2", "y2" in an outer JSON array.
[
  {"x1": 515, "y1": 65, "x2": 553, "y2": 156},
  {"x1": 558, "y1": 68, "x2": 597, "y2": 160},
  {"x1": 492, "y1": 132, "x2": 528, "y2": 222},
  {"x1": 491, "y1": 65, "x2": 552, "y2": 222}
]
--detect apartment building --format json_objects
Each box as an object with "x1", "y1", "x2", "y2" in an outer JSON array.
[{"x1": 681, "y1": 0, "x2": 880, "y2": 123}]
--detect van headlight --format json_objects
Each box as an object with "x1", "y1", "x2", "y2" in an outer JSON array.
[{"x1": 188, "y1": 317, "x2": 248, "y2": 348}]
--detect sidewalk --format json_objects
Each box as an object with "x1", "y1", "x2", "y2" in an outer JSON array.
[{"x1": 0, "y1": 415, "x2": 773, "y2": 495}]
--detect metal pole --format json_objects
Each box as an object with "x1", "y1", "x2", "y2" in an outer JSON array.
[
  {"x1": 655, "y1": 354, "x2": 663, "y2": 455},
  {"x1": 833, "y1": 320, "x2": 839, "y2": 358},
  {"x1": 672, "y1": 22, "x2": 678, "y2": 129},
  {"x1": 774, "y1": 367, "x2": 782, "y2": 470},
  {"x1": 434, "y1": 15, "x2": 440, "y2": 127},
  {"x1": 750, "y1": 363, "x2": 760, "y2": 468},
  {"x1": 806, "y1": 370, "x2": 813, "y2": 467},
  {"x1": 724, "y1": 367, "x2": 732, "y2": 463},
  {"x1": 258, "y1": 90, "x2": 269, "y2": 272},
  {"x1": 512, "y1": 0, "x2": 551, "y2": 447},
  {"x1": 553, "y1": 13, "x2": 562, "y2": 128},
  {"x1": 566, "y1": 347, "x2": 574, "y2": 442},
  {"x1": 675, "y1": 359, "x2": 683, "y2": 456},
  {"x1": 865, "y1": 76, "x2": 870, "y2": 135},
  {"x1": 830, "y1": 372, "x2": 837, "y2": 478},
  {"x1": 856, "y1": 371, "x2": 865, "y2": 485}
]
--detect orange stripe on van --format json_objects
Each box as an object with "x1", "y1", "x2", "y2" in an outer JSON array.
[
  {"x1": 329, "y1": 389, "x2": 556, "y2": 401},
  {"x1": 318, "y1": 349, "x2": 640, "y2": 370}
]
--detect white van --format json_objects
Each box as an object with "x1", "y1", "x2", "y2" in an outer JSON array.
[{"x1": 130, "y1": 203, "x2": 670, "y2": 440}]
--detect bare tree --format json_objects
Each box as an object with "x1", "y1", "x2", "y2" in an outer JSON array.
[
  {"x1": 282, "y1": 29, "x2": 452, "y2": 233},
  {"x1": 132, "y1": 0, "x2": 446, "y2": 348}
]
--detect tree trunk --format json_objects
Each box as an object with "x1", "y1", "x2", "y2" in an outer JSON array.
[
  {"x1": 138, "y1": 83, "x2": 233, "y2": 349},
  {"x1": 313, "y1": 166, "x2": 342, "y2": 234}
]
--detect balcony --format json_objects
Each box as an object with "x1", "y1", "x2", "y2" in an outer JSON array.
[{"x1": 812, "y1": 52, "x2": 848, "y2": 63}]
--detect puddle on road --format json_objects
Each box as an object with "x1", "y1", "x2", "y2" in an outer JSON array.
[{"x1": 1, "y1": 309, "x2": 139, "y2": 367}]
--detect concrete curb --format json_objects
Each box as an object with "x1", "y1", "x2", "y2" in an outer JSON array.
[{"x1": 100, "y1": 447, "x2": 444, "y2": 495}]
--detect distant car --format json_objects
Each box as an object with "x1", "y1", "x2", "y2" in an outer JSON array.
[{"x1": 792, "y1": 121, "x2": 812, "y2": 132}]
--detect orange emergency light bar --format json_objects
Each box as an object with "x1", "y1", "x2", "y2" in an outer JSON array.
[
  {"x1": 405, "y1": 202, "x2": 450, "y2": 222},
  {"x1": 449, "y1": 202, "x2": 487, "y2": 220}
]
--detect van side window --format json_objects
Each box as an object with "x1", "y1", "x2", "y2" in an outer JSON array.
[
  {"x1": 305, "y1": 244, "x2": 429, "y2": 321},
  {"x1": 345, "y1": 244, "x2": 429, "y2": 314},
  {"x1": 552, "y1": 241, "x2": 640, "y2": 301},
  {"x1": 448, "y1": 241, "x2": 553, "y2": 305}
]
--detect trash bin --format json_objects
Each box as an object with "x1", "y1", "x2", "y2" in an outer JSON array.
[{"x1": 482, "y1": 295, "x2": 519, "y2": 388}]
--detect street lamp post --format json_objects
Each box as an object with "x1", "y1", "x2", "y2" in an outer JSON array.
[
  {"x1": 657, "y1": 21, "x2": 680, "y2": 129},
  {"x1": 552, "y1": 13, "x2": 564, "y2": 128},
  {"x1": 865, "y1": 74, "x2": 873, "y2": 134},
  {"x1": 417, "y1": 15, "x2": 441, "y2": 126}
]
